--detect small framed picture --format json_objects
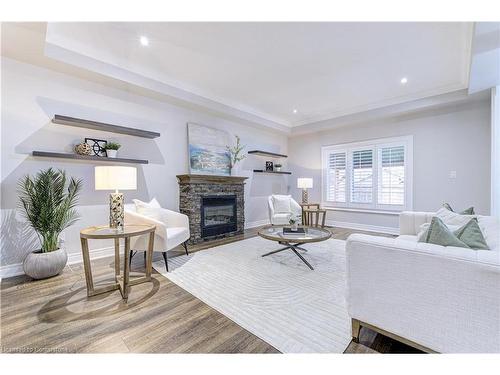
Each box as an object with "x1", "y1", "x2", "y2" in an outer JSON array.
[
  {"x1": 85, "y1": 138, "x2": 108, "y2": 157},
  {"x1": 265, "y1": 161, "x2": 274, "y2": 171}
]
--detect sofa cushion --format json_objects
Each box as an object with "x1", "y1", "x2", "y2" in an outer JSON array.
[
  {"x1": 477, "y1": 216, "x2": 499, "y2": 251},
  {"x1": 133, "y1": 198, "x2": 163, "y2": 221},
  {"x1": 419, "y1": 217, "x2": 470, "y2": 249},
  {"x1": 443, "y1": 202, "x2": 475, "y2": 215},
  {"x1": 272, "y1": 195, "x2": 292, "y2": 213},
  {"x1": 454, "y1": 219, "x2": 490, "y2": 250},
  {"x1": 435, "y1": 207, "x2": 476, "y2": 226}
]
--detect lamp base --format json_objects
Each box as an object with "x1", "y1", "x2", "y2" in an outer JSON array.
[
  {"x1": 109, "y1": 192, "x2": 124, "y2": 230},
  {"x1": 302, "y1": 189, "x2": 308, "y2": 204}
]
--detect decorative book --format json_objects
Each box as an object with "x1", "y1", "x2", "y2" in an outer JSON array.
[{"x1": 283, "y1": 227, "x2": 305, "y2": 234}]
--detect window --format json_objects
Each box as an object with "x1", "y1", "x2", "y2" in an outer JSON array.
[
  {"x1": 326, "y1": 152, "x2": 346, "y2": 202},
  {"x1": 351, "y1": 149, "x2": 373, "y2": 204},
  {"x1": 322, "y1": 136, "x2": 413, "y2": 211}
]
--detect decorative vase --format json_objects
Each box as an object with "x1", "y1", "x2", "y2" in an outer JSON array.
[
  {"x1": 291, "y1": 222, "x2": 298, "y2": 231},
  {"x1": 74, "y1": 142, "x2": 92, "y2": 156},
  {"x1": 23, "y1": 247, "x2": 68, "y2": 280},
  {"x1": 107, "y1": 150, "x2": 118, "y2": 158},
  {"x1": 275, "y1": 166, "x2": 282, "y2": 172},
  {"x1": 230, "y1": 165, "x2": 239, "y2": 176}
]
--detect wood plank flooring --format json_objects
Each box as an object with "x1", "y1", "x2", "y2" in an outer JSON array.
[{"x1": 1, "y1": 226, "x2": 421, "y2": 354}]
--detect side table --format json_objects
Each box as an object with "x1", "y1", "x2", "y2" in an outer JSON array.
[
  {"x1": 299, "y1": 203, "x2": 320, "y2": 224},
  {"x1": 303, "y1": 208, "x2": 327, "y2": 228},
  {"x1": 80, "y1": 224, "x2": 155, "y2": 300}
]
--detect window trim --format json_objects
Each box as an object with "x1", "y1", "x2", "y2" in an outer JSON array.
[{"x1": 321, "y1": 135, "x2": 413, "y2": 212}]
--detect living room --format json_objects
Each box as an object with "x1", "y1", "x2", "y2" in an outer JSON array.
[{"x1": 1, "y1": 1, "x2": 499, "y2": 373}]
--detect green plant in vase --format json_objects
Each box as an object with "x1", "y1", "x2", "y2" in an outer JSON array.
[
  {"x1": 226, "y1": 135, "x2": 246, "y2": 176},
  {"x1": 105, "y1": 142, "x2": 121, "y2": 158},
  {"x1": 18, "y1": 168, "x2": 82, "y2": 279}
]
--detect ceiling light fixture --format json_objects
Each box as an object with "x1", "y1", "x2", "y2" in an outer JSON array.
[
  {"x1": 140, "y1": 36, "x2": 149, "y2": 46},
  {"x1": 400, "y1": 77, "x2": 408, "y2": 84},
  {"x1": 293, "y1": 109, "x2": 298, "y2": 114}
]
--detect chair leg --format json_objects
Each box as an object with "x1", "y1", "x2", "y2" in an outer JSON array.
[
  {"x1": 162, "y1": 252, "x2": 169, "y2": 272},
  {"x1": 129, "y1": 250, "x2": 136, "y2": 266},
  {"x1": 183, "y1": 241, "x2": 189, "y2": 256}
]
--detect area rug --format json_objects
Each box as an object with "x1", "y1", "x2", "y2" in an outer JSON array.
[{"x1": 152, "y1": 236, "x2": 351, "y2": 353}]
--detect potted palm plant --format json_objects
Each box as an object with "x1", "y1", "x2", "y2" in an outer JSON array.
[{"x1": 18, "y1": 168, "x2": 83, "y2": 279}]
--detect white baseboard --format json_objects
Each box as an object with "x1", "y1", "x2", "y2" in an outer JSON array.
[
  {"x1": 0, "y1": 246, "x2": 116, "y2": 279},
  {"x1": 326, "y1": 220, "x2": 399, "y2": 235},
  {"x1": 0, "y1": 263, "x2": 25, "y2": 279},
  {"x1": 245, "y1": 219, "x2": 270, "y2": 229}
]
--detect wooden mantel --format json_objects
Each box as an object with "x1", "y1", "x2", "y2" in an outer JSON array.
[{"x1": 176, "y1": 174, "x2": 248, "y2": 184}]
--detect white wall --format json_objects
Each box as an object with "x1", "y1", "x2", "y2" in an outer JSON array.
[
  {"x1": 492, "y1": 86, "x2": 500, "y2": 218},
  {"x1": 288, "y1": 99, "x2": 491, "y2": 232},
  {"x1": 0, "y1": 57, "x2": 289, "y2": 271}
]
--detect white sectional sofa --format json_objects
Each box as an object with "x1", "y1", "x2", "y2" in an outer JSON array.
[{"x1": 346, "y1": 211, "x2": 500, "y2": 353}]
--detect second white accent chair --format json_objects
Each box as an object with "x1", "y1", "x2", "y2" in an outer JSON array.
[
  {"x1": 124, "y1": 198, "x2": 190, "y2": 272},
  {"x1": 267, "y1": 195, "x2": 302, "y2": 225}
]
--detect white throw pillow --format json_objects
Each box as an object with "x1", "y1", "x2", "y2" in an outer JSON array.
[
  {"x1": 133, "y1": 198, "x2": 163, "y2": 221},
  {"x1": 272, "y1": 195, "x2": 292, "y2": 213},
  {"x1": 435, "y1": 207, "x2": 476, "y2": 227}
]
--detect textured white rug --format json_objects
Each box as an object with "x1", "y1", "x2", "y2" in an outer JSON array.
[{"x1": 152, "y1": 236, "x2": 351, "y2": 353}]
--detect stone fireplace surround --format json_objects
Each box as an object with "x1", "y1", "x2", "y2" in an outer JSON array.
[{"x1": 177, "y1": 174, "x2": 248, "y2": 244}]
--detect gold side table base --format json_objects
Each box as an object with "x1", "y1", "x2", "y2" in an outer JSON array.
[{"x1": 80, "y1": 225, "x2": 155, "y2": 301}]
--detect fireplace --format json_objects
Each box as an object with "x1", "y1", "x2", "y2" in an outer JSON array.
[
  {"x1": 201, "y1": 195, "x2": 237, "y2": 238},
  {"x1": 177, "y1": 174, "x2": 247, "y2": 244}
]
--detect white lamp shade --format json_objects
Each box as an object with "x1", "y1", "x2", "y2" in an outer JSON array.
[
  {"x1": 297, "y1": 177, "x2": 313, "y2": 189},
  {"x1": 95, "y1": 166, "x2": 137, "y2": 191}
]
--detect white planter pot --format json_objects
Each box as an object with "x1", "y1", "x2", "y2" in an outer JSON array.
[
  {"x1": 23, "y1": 247, "x2": 68, "y2": 279},
  {"x1": 107, "y1": 150, "x2": 118, "y2": 158},
  {"x1": 230, "y1": 165, "x2": 239, "y2": 176}
]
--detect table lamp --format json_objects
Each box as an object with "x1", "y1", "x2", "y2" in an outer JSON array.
[
  {"x1": 297, "y1": 177, "x2": 313, "y2": 204},
  {"x1": 95, "y1": 166, "x2": 137, "y2": 230}
]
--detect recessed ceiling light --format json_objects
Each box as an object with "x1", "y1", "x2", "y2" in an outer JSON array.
[
  {"x1": 400, "y1": 77, "x2": 408, "y2": 84},
  {"x1": 140, "y1": 36, "x2": 149, "y2": 46},
  {"x1": 293, "y1": 109, "x2": 298, "y2": 114}
]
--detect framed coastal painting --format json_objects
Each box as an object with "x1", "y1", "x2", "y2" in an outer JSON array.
[{"x1": 187, "y1": 123, "x2": 231, "y2": 175}]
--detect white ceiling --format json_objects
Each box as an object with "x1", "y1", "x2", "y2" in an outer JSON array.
[{"x1": 5, "y1": 22, "x2": 474, "y2": 131}]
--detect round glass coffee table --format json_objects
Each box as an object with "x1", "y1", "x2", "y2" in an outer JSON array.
[{"x1": 258, "y1": 225, "x2": 332, "y2": 270}]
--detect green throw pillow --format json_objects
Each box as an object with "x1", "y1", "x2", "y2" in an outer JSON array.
[
  {"x1": 420, "y1": 217, "x2": 470, "y2": 248},
  {"x1": 443, "y1": 202, "x2": 475, "y2": 215},
  {"x1": 454, "y1": 219, "x2": 490, "y2": 250}
]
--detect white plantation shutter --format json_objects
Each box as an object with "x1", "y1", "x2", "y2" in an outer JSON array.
[
  {"x1": 378, "y1": 146, "x2": 405, "y2": 205},
  {"x1": 326, "y1": 152, "x2": 346, "y2": 202},
  {"x1": 351, "y1": 149, "x2": 373, "y2": 203},
  {"x1": 322, "y1": 136, "x2": 412, "y2": 211}
]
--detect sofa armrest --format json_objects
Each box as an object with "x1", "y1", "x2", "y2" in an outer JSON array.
[
  {"x1": 399, "y1": 211, "x2": 435, "y2": 235},
  {"x1": 346, "y1": 234, "x2": 500, "y2": 353}
]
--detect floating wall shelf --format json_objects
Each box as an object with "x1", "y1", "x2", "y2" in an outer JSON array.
[
  {"x1": 253, "y1": 169, "x2": 292, "y2": 175},
  {"x1": 248, "y1": 150, "x2": 288, "y2": 158},
  {"x1": 52, "y1": 115, "x2": 161, "y2": 139},
  {"x1": 32, "y1": 151, "x2": 149, "y2": 164}
]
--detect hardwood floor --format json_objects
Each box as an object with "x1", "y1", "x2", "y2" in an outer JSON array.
[{"x1": 1, "y1": 226, "x2": 420, "y2": 354}]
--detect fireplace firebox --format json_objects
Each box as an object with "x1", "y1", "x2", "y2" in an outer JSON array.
[{"x1": 201, "y1": 195, "x2": 237, "y2": 238}]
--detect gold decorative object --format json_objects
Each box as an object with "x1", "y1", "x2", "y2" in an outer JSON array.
[{"x1": 74, "y1": 142, "x2": 92, "y2": 155}]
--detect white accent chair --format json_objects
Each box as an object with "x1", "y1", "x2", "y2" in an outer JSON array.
[
  {"x1": 124, "y1": 204, "x2": 190, "y2": 272},
  {"x1": 267, "y1": 195, "x2": 302, "y2": 225},
  {"x1": 346, "y1": 211, "x2": 500, "y2": 353}
]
